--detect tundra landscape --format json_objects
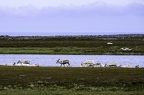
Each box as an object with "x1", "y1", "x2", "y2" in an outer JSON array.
[
  {"x1": 0, "y1": 34, "x2": 144, "y2": 95},
  {"x1": 0, "y1": 34, "x2": 144, "y2": 54}
]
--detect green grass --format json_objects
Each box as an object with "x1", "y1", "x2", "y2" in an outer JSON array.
[
  {"x1": 0, "y1": 46, "x2": 144, "y2": 54},
  {"x1": 1, "y1": 88, "x2": 144, "y2": 95},
  {"x1": 0, "y1": 38, "x2": 144, "y2": 54},
  {"x1": 0, "y1": 66, "x2": 144, "y2": 89},
  {"x1": 0, "y1": 66, "x2": 144, "y2": 94}
]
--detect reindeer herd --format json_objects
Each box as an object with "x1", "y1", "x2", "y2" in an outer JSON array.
[
  {"x1": 56, "y1": 59, "x2": 140, "y2": 68},
  {"x1": 3, "y1": 59, "x2": 140, "y2": 68}
]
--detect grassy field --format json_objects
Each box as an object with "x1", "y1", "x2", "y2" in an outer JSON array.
[
  {"x1": 0, "y1": 66, "x2": 144, "y2": 94},
  {"x1": 0, "y1": 35, "x2": 144, "y2": 54},
  {"x1": 1, "y1": 89, "x2": 144, "y2": 95},
  {"x1": 0, "y1": 39, "x2": 144, "y2": 54}
]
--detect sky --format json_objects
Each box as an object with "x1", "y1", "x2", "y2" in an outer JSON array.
[{"x1": 0, "y1": 0, "x2": 144, "y2": 36}]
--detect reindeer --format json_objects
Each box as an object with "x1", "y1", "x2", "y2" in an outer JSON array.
[
  {"x1": 81, "y1": 60, "x2": 94, "y2": 67},
  {"x1": 13, "y1": 60, "x2": 30, "y2": 66},
  {"x1": 105, "y1": 62, "x2": 117, "y2": 67},
  {"x1": 56, "y1": 59, "x2": 70, "y2": 67},
  {"x1": 135, "y1": 65, "x2": 140, "y2": 68}
]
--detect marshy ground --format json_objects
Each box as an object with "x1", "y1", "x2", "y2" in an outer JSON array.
[
  {"x1": 0, "y1": 66, "x2": 144, "y2": 94},
  {"x1": 0, "y1": 35, "x2": 144, "y2": 54}
]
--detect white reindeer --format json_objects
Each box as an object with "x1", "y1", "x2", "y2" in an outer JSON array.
[
  {"x1": 81, "y1": 60, "x2": 94, "y2": 67},
  {"x1": 119, "y1": 64, "x2": 132, "y2": 68},
  {"x1": 93, "y1": 63, "x2": 103, "y2": 67},
  {"x1": 35, "y1": 63, "x2": 40, "y2": 67},
  {"x1": 105, "y1": 62, "x2": 117, "y2": 67},
  {"x1": 13, "y1": 60, "x2": 31, "y2": 66}
]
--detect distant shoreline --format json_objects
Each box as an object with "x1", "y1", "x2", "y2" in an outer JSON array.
[{"x1": 0, "y1": 34, "x2": 144, "y2": 55}]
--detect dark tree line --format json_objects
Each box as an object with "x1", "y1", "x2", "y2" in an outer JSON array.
[{"x1": 0, "y1": 34, "x2": 144, "y2": 41}]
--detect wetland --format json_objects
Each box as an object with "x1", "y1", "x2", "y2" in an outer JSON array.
[{"x1": 0, "y1": 34, "x2": 144, "y2": 94}]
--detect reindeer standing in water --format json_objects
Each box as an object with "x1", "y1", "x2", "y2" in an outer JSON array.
[{"x1": 56, "y1": 59, "x2": 70, "y2": 67}]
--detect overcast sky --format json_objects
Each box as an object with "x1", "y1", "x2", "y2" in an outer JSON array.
[{"x1": 0, "y1": 0, "x2": 144, "y2": 36}]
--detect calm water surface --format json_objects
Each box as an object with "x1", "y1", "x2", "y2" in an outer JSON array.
[{"x1": 0, "y1": 54, "x2": 144, "y2": 67}]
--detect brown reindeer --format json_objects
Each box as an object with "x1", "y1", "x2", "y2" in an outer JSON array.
[{"x1": 56, "y1": 59, "x2": 70, "y2": 67}]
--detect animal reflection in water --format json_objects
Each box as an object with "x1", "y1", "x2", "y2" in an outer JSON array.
[{"x1": 56, "y1": 59, "x2": 70, "y2": 67}]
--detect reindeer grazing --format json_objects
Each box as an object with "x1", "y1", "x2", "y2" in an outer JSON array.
[
  {"x1": 81, "y1": 60, "x2": 94, "y2": 67},
  {"x1": 105, "y1": 62, "x2": 117, "y2": 67},
  {"x1": 13, "y1": 60, "x2": 31, "y2": 66},
  {"x1": 56, "y1": 59, "x2": 70, "y2": 67},
  {"x1": 135, "y1": 65, "x2": 140, "y2": 68}
]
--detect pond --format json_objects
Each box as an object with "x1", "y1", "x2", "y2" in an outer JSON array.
[{"x1": 0, "y1": 54, "x2": 144, "y2": 67}]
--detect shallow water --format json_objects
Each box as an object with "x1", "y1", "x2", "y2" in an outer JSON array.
[{"x1": 0, "y1": 54, "x2": 144, "y2": 67}]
